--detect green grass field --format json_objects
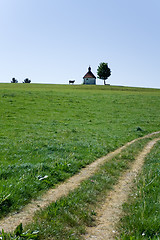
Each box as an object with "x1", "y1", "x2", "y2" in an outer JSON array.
[
  {"x1": 28, "y1": 137, "x2": 156, "y2": 239},
  {"x1": 0, "y1": 83, "x2": 160, "y2": 216},
  {"x1": 118, "y1": 141, "x2": 160, "y2": 240},
  {"x1": 0, "y1": 83, "x2": 160, "y2": 239}
]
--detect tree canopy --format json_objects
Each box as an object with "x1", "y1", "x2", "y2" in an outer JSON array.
[
  {"x1": 11, "y1": 78, "x2": 18, "y2": 83},
  {"x1": 23, "y1": 78, "x2": 31, "y2": 83},
  {"x1": 97, "y1": 62, "x2": 111, "y2": 85}
]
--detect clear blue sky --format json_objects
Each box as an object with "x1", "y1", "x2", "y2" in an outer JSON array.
[{"x1": 0, "y1": 0, "x2": 160, "y2": 88}]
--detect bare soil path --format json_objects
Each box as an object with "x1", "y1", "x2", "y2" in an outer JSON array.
[
  {"x1": 0, "y1": 131, "x2": 159, "y2": 233},
  {"x1": 84, "y1": 138, "x2": 160, "y2": 240}
]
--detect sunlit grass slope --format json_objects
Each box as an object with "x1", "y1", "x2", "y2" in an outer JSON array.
[
  {"x1": 0, "y1": 83, "x2": 160, "y2": 217},
  {"x1": 118, "y1": 141, "x2": 160, "y2": 240},
  {"x1": 28, "y1": 137, "x2": 154, "y2": 239}
]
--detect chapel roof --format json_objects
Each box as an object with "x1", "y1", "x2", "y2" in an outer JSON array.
[{"x1": 83, "y1": 66, "x2": 96, "y2": 79}]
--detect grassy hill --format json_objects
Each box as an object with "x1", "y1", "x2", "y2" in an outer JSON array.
[{"x1": 0, "y1": 83, "x2": 160, "y2": 219}]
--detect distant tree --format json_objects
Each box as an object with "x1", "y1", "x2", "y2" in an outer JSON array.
[
  {"x1": 97, "y1": 62, "x2": 111, "y2": 85},
  {"x1": 11, "y1": 78, "x2": 18, "y2": 83},
  {"x1": 23, "y1": 78, "x2": 31, "y2": 83}
]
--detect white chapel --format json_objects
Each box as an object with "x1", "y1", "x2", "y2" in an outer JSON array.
[{"x1": 83, "y1": 66, "x2": 96, "y2": 85}]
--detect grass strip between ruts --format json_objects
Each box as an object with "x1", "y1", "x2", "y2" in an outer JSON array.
[
  {"x1": 23, "y1": 137, "x2": 156, "y2": 240},
  {"x1": 117, "y1": 141, "x2": 160, "y2": 240}
]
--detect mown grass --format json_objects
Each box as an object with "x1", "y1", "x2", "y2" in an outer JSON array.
[
  {"x1": 0, "y1": 83, "x2": 160, "y2": 218},
  {"x1": 117, "y1": 141, "x2": 160, "y2": 240},
  {"x1": 24, "y1": 137, "x2": 158, "y2": 239}
]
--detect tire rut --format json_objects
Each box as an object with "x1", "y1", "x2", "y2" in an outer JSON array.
[
  {"x1": 0, "y1": 131, "x2": 160, "y2": 233},
  {"x1": 84, "y1": 138, "x2": 160, "y2": 240}
]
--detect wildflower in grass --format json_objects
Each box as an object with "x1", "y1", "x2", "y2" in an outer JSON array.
[{"x1": 38, "y1": 175, "x2": 48, "y2": 181}]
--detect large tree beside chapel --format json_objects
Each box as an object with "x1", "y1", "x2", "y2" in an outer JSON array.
[{"x1": 97, "y1": 62, "x2": 111, "y2": 85}]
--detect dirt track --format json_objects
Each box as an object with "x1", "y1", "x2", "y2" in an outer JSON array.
[
  {"x1": 84, "y1": 138, "x2": 160, "y2": 239},
  {"x1": 0, "y1": 131, "x2": 159, "y2": 233}
]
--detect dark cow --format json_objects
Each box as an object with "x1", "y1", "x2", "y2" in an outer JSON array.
[{"x1": 69, "y1": 80, "x2": 75, "y2": 84}]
